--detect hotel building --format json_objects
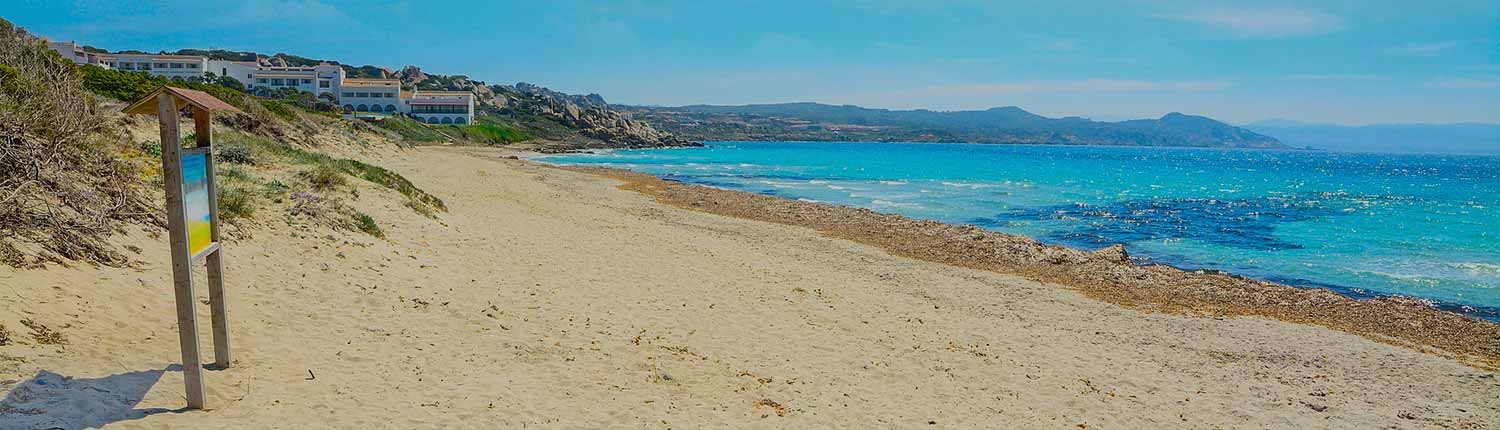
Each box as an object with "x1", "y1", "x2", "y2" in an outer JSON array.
[
  {"x1": 340, "y1": 78, "x2": 403, "y2": 114},
  {"x1": 243, "y1": 64, "x2": 345, "y2": 97},
  {"x1": 44, "y1": 39, "x2": 111, "y2": 67},
  {"x1": 96, "y1": 54, "x2": 208, "y2": 80},
  {"x1": 406, "y1": 91, "x2": 474, "y2": 124}
]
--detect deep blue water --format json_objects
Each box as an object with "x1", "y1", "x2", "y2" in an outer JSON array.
[{"x1": 541, "y1": 142, "x2": 1500, "y2": 320}]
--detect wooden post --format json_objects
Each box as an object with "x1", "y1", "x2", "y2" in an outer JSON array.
[
  {"x1": 195, "y1": 106, "x2": 232, "y2": 369},
  {"x1": 160, "y1": 94, "x2": 206, "y2": 410}
]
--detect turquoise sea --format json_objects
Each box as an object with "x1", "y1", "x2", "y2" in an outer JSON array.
[{"x1": 541, "y1": 142, "x2": 1500, "y2": 320}]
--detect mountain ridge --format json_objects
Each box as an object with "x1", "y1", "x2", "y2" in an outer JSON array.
[{"x1": 623, "y1": 102, "x2": 1287, "y2": 149}]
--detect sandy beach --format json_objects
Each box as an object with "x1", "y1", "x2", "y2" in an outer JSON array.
[{"x1": 2, "y1": 146, "x2": 1497, "y2": 429}]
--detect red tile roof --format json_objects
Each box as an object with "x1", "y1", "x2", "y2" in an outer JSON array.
[{"x1": 122, "y1": 86, "x2": 243, "y2": 116}]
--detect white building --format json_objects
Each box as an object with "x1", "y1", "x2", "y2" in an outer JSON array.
[
  {"x1": 46, "y1": 40, "x2": 87, "y2": 64},
  {"x1": 96, "y1": 54, "x2": 207, "y2": 80},
  {"x1": 339, "y1": 78, "x2": 402, "y2": 114},
  {"x1": 244, "y1": 64, "x2": 344, "y2": 97},
  {"x1": 405, "y1": 91, "x2": 474, "y2": 124},
  {"x1": 206, "y1": 60, "x2": 258, "y2": 85},
  {"x1": 44, "y1": 39, "x2": 112, "y2": 67}
]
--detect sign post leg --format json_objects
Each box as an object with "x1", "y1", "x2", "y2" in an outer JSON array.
[
  {"x1": 206, "y1": 251, "x2": 230, "y2": 368},
  {"x1": 160, "y1": 94, "x2": 206, "y2": 410},
  {"x1": 195, "y1": 107, "x2": 232, "y2": 369}
]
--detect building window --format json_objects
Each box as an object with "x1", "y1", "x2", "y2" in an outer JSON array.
[
  {"x1": 342, "y1": 92, "x2": 353, "y2": 98},
  {"x1": 138, "y1": 62, "x2": 150, "y2": 69},
  {"x1": 440, "y1": 117, "x2": 453, "y2": 124},
  {"x1": 356, "y1": 104, "x2": 368, "y2": 112},
  {"x1": 319, "y1": 80, "x2": 331, "y2": 88},
  {"x1": 343, "y1": 104, "x2": 354, "y2": 111},
  {"x1": 301, "y1": 79, "x2": 311, "y2": 84},
  {"x1": 271, "y1": 79, "x2": 283, "y2": 85},
  {"x1": 356, "y1": 92, "x2": 368, "y2": 98},
  {"x1": 258, "y1": 78, "x2": 267, "y2": 84},
  {"x1": 454, "y1": 117, "x2": 467, "y2": 125},
  {"x1": 170, "y1": 63, "x2": 183, "y2": 68},
  {"x1": 385, "y1": 104, "x2": 396, "y2": 112},
  {"x1": 186, "y1": 63, "x2": 198, "y2": 68}
]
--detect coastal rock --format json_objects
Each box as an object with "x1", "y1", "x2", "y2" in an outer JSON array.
[
  {"x1": 1092, "y1": 244, "x2": 1130, "y2": 264},
  {"x1": 489, "y1": 82, "x2": 700, "y2": 149}
]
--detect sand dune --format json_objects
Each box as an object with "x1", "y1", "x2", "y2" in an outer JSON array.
[{"x1": 1, "y1": 146, "x2": 1496, "y2": 429}]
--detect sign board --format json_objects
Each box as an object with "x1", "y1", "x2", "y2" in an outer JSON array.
[
  {"x1": 182, "y1": 149, "x2": 215, "y2": 258},
  {"x1": 123, "y1": 86, "x2": 242, "y2": 410}
]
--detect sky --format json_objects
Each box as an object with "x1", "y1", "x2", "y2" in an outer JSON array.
[{"x1": 5, "y1": 0, "x2": 1499, "y2": 125}]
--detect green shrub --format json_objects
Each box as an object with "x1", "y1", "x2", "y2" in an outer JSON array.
[
  {"x1": 80, "y1": 65, "x2": 247, "y2": 109},
  {"x1": 218, "y1": 165, "x2": 255, "y2": 183},
  {"x1": 455, "y1": 123, "x2": 531, "y2": 144},
  {"x1": 218, "y1": 186, "x2": 257, "y2": 221},
  {"x1": 298, "y1": 164, "x2": 347, "y2": 191},
  {"x1": 258, "y1": 99, "x2": 299, "y2": 123},
  {"x1": 372, "y1": 117, "x2": 447, "y2": 142},
  {"x1": 140, "y1": 140, "x2": 163, "y2": 158},
  {"x1": 217, "y1": 141, "x2": 258, "y2": 165},
  {"x1": 354, "y1": 212, "x2": 383, "y2": 238}
]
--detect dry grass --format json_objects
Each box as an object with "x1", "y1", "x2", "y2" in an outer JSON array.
[
  {"x1": 0, "y1": 19, "x2": 162, "y2": 268},
  {"x1": 19, "y1": 319, "x2": 64, "y2": 345}
]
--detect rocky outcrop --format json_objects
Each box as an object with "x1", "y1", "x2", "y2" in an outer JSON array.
[
  {"x1": 489, "y1": 82, "x2": 700, "y2": 150},
  {"x1": 393, "y1": 67, "x2": 698, "y2": 150}
]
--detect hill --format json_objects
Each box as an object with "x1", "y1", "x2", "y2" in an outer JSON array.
[
  {"x1": 1244, "y1": 119, "x2": 1500, "y2": 155},
  {"x1": 82, "y1": 45, "x2": 698, "y2": 151},
  {"x1": 624, "y1": 102, "x2": 1287, "y2": 149}
]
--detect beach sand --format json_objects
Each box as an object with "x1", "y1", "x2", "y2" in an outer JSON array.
[{"x1": 1, "y1": 146, "x2": 1496, "y2": 429}]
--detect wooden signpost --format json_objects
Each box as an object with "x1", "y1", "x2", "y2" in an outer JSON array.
[{"x1": 124, "y1": 87, "x2": 243, "y2": 410}]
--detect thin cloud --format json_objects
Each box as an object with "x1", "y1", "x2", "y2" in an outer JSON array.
[
  {"x1": 1389, "y1": 41, "x2": 1460, "y2": 55},
  {"x1": 1154, "y1": 7, "x2": 1343, "y2": 38},
  {"x1": 904, "y1": 79, "x2": 1231, "y2": 97},
  {"x1": 1284, "y1": 74, "x2": 1391, "y2": 82},
  {"x1": 1424, "y1": 77, "x2": 1500, "y2": 89}
]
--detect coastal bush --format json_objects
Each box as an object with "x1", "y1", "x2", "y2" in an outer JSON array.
[
  {"x1": 139, "y1": 140, "x2": 163, "y2": 158},
  {"x1": 372, "y1": 116, "x2": 533, "y2": 145},
  {"x1": 451, "y1": 122, "x2": 531, "y2": 145},
  {"x1": 218, "y1": 186, "x2": 257, "y2": 221},
  {"x1": 372, "y1": 117, "x2": 447, "y2": 142},
  {"x1": 0, "y1": 18, "x2": 160, "y2": 267},
  {"x1": 217, "y1": 140, "x2": 258, "y2": 165},
  {"x1": 353, "y1": 212, "x2": 384, "y2": 238},
  {"x1": 258, "y1": 99, "x2": 300, "y2": 123},
  {"x1": 80, "y1": 64, "x2": 247, "y2": 109},
  {"x1": 300, "y1": 164, "x2": 348, "y2": 191}
]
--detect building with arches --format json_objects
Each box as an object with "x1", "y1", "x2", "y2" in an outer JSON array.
[
  {"x1": 339, "y1": 78, "x2": 402, "y2": 114},
  {"x1": 406, "y1": 91, "x2": 474, "y2": 125}
]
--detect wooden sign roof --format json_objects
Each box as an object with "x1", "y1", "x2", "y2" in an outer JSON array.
[{"x1": 123, "y1": 86, "x2": 244, "y2": 116}]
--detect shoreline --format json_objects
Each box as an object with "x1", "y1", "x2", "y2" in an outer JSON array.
[
  {"x1": 551, "y1": 161, "x2": 1500, "y2": 370},
  {"x1": 528, "y1": 149, "x2": 1500, "y2": 321}
]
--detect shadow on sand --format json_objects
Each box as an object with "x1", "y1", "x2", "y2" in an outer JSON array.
[{"x1": 1, "y1": 365, "x2": 189, "y2": 429}]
